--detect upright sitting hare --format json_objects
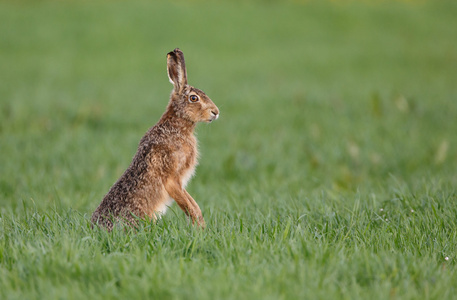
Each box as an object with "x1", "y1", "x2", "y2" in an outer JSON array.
[{"x1": 91, "y1": 48, "x2": 219, "y2": 230}]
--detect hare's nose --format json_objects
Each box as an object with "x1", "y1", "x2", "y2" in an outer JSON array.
[{"x1": 211, "y1": 109, "x2": 219, "y2": 119}]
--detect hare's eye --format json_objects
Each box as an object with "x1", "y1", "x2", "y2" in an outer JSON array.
[{"x1": 189, "y1": 95, "x2": 199, "y2": 102}]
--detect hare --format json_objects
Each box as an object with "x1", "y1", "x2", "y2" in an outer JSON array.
[{"x1": 91, "y1": 48, "x2": 219, "y2": 230}]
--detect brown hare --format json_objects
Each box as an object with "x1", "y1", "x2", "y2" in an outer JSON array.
[{"x1": 91, "y1": 48, "x2": 219, "y2": 230}]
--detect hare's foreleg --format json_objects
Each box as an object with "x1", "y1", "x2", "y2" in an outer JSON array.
[
  {"x1": 182, "y1": 188, "x2": 205, "y2": 226},
  {"x1": 165, "y1": 179, "x2": 205, "y2": 227}
]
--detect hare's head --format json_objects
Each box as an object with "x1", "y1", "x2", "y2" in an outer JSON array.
[{"x1": 167, "y1": 48, "x2": 219, "y2": 123}]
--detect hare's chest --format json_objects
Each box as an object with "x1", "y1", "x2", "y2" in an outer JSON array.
[
  {"x1": 176, "y1": 139, "x2": 198, "y2": 188},
  {"x1": 181, "y1": 165, "x2": 196, "y2": 188}
]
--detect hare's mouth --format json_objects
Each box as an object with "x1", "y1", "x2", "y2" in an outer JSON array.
[{"x1": 207, "y1": 111, "x2": 219, "y2": 123}]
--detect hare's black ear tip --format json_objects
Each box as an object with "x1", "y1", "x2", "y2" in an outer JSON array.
[{"x1": 167, "y1": 48, "x2": 182, "y2": 57}]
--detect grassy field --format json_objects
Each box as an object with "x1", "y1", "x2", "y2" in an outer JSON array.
[{"x1": 1, "y1": 0, "x2": 457, "y2": 299}]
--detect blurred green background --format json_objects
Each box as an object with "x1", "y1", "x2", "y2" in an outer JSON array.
[
  {"x1": 1, "y1": 0, "x2": 457, "y2": 298},
  {"x1": 1, "y1": 0, "x2": 455, "y2": 212}
]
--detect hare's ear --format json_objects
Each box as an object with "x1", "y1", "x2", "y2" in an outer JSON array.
[{"x1": 167, "y1": 48, "x2": 187, "y2": 91}]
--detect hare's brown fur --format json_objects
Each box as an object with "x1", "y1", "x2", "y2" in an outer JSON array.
[{"x1": 91, "y1": 49, "x2": 219, "y2": 230}]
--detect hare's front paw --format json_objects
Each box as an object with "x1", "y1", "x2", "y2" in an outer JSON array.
[{"x1": 197, "y1": 218, "x2": 206, "y2": 229}]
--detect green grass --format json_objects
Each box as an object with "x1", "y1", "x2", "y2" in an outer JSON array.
[{"x1": 1, "y1": 0, "x2": 457, "y2": 299}]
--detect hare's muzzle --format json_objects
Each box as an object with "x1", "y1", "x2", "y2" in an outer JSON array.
[
  {"x1": 211, "y1": 110, "x2": 219, "y2": 119},
  {"x1": 209, "y1": 108, "x2": 219, "y2": 122}
]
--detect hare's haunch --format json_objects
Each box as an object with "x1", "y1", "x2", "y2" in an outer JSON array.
[{"x1": 91, "y1": 48, "x2": 219, "y2": 230}]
